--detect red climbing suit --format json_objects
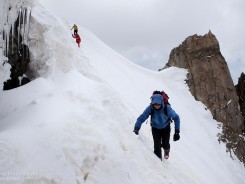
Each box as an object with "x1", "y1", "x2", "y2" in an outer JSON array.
[{"x1": 72, "y1": 34, "x2": 81, "y2": 47}]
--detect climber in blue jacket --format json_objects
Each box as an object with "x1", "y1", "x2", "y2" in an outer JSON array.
[{"x1": 133, "y1": 94, "x2": 180, "y2": 160}]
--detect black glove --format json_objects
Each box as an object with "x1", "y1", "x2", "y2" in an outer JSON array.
[
  {"x1": 133, "y1": 128, "x2": 139, "y2": 135},
  {"x1": 173, "y1": 129, "x2": 180, "y2": 141}
]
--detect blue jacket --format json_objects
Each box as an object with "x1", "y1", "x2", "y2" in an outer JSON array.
[{"x1": 134, "y1": 94, "x2": 180, "y2": 130}]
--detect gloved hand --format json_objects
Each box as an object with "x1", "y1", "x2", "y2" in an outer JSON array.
[
  {"x1": 173, "y1": 129, "x2": 180, "y2": 141},
  {"x1": 133, "y1": 128, "x2": 139, "y2": 135}
]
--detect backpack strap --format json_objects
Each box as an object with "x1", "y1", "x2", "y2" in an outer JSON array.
[{"x1": 164, "y1": 105, "x2": 168, "y2": 116}]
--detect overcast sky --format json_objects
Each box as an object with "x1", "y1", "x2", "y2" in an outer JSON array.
[{"x1": 38, "y1": 0, "x2": 245, "y2": 84}]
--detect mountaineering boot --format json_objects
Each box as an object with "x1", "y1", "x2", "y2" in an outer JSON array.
[{"x1": 164, "y1": 150, "x2": 169, "y2": 159}]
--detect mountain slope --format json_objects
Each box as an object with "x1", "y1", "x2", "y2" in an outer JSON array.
[{"x1": 0, "y1": 3, "x2": 244, "y2": 184}]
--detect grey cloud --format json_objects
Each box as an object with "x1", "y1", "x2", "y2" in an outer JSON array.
[{"x1": 40, "y1": 0, "x2": 245, "y2": 83}]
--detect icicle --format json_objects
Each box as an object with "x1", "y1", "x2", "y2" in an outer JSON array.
[
  {"x1": 0, "y1": 0, "x2": 7, "y2": 54},
  {"x1": 25, "y1": 7, "x2": 31, "y2": 59},
  {"x1": 25, "y1": 7, "x2": 31, "y2": 47},
  {"x1": 0, "y1": 1, "x2": 10, "y2": 58},
  {"x1": 20, "y1": 6, "x2": 31, "y2": 59},
  {"x1": 21, "y1": 8, "x2": 25, "y2": 59},
  {"x1": 3, "y1": 31, "x2": 6, "y2": 57},
  {"x1": 23, "y1": 8, "x2": 27, "y2": 59},
  {"x1": 11, "y1": 6, "x2": 16, "y2": 55},
  {"x1": 1, "y1": 1, "x2": 31, "y2": 59},
  {"x1": 17, "y1": 8, "x2": 22, "y2": 51},
  {"x1": 6, "y1": 27, "x2": 9, "y2": 57},
  {"x1": 22, "y1": 8, "x2": 26, "y2": 45},
  {"x1": 11, "y1": 23, "x2": 14, "y2": 54},
  {"x1": 0, "y1": 1, "x2": 3, "y2": 47},
  {"x1": 8, "y1": 3, "x2": 18, "y2": 55}
]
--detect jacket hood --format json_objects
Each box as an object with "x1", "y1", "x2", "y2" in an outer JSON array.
[{"x1": 151, "y1": 94, "x2": 164, "y2": 105}]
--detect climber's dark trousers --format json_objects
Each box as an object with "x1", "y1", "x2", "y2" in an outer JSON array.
[{"x1": 151, "y1": 124, "x2": 171, "y2": 159}]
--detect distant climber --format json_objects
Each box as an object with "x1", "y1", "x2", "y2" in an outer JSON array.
[
  {"x1": 133, "y1": 94, "x2": 180, "y2": 160},
  {"x1": 72, "y1": 34, "x2": 81, "y2": 47},
  {"x1": 71, "y1": 24, "x2": 78, "y2": 35}
]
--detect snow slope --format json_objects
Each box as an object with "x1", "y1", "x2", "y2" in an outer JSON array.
[{"x1": 0, "y1": 3, "x2": 245, "y2": 184}]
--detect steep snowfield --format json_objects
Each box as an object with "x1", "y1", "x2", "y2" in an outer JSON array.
[{"x1": 0, "y1": 3, "x2": 245, "y2": 184}]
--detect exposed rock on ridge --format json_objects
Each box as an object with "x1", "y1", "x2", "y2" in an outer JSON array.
[
  {"x1": 163, "y1": 31, "x2": 245, "y2": 164},
  {"x1": 2, "y1": 5, "x2": 31, "y2": 90},
  {"x1": 236, "y1": 73, "x2": 245, "y2": 127}
]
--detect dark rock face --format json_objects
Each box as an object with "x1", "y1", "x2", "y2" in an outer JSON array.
[
  {"x1": 3, "y1": 14, "x2": 31, "y2": 90},
  {"x1": 236, "y1": 73, "x2": 245, "y2": 128},
  {"x1": 163, "y1": 31, "x2": 245, "y2": 164}
]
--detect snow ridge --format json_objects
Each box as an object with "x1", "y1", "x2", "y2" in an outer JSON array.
[{"x1": 0, "y1": 2, "x2": 244, "y2": 184}]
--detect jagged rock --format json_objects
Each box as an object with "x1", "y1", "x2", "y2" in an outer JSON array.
[
  {"x1": 162, "y1": 31, "x2": 245, "y2": 164},
  {"x1": 3, "y1": 14, "x2": 31, "y2": 90},
  {"x1": 3, "y1": 78, "x2": 20, "y2": 90},
  {"x1": 21, "y1": 76, "x2": 30, "y2": 86},
  {"x1": 236, "y1": 73, "x2": 245, "y2": 127}
]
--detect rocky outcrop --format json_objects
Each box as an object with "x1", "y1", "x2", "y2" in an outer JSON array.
[
  {"x1": 162, "y1": 31, "x2": 245, "y2": 164},
  {"x1": 3, "y1": 7, "x2": 31, "y2": 90},
  {"x1": 236, "y1": 73, "x2": 245, "y2": 127}
]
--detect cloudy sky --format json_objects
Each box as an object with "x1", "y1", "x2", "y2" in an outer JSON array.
[{"x1": 39, "y1": 0, "x2": 245, "y2": 83}]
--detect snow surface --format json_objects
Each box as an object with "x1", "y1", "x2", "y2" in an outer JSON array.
[{"x1": 0, "y1": 2, "x2": 245, "y2": 184}]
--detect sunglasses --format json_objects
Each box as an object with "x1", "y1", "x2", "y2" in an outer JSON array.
[{"x1": 153, "y1": 104, "x2": 161, "y2": 107}]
